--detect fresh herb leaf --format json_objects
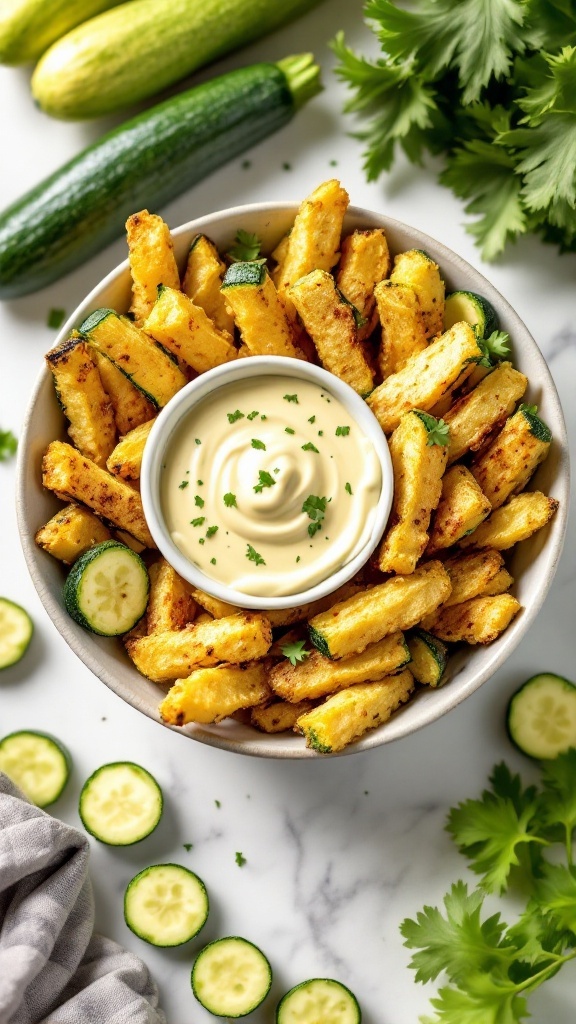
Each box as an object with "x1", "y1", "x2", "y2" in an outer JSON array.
[
  {"x1": 47, "y1": 308, "x2": 66, "y2": 329},
  {"x1": 210, "y1": 557, "x2": 216, "y2": 565},
  {"x1": 302, "y1": 494, "x2": 329, "y2": 537},
  {"x1": 191, "y1": 516, "x2": 205, "y2": 527},
  {"x1": 223, "y1": 492, "x2": 237, "y2": 508},
  {"x1": 335, "y1": 425, "x2": 350, "y2": 436},
  {"x1": 227, "y1": 229, "x2": 262, "y2": 262},
  {"x1": 285, "y1": 427, "x2": 295, "y2": 434},
  {"x1": 308, "y1": 415, "x2": 316, "y2": 424},
  {"x1": 235, "y1": 851, "x2": 247, "y2": 866},
  {"x1": 199, "y1": 538, "x2": 205, "y2": 545},
  {"x1": 197, "y1": 479, "x2": 203, "y2": 486},
  {"x1": 251, "y1": 438, "x2": 266, "y2": 450},
  {"x1": 247, "y1": 410, "x2": 259, "y2": 420},
  {"x1": 302, "y1": 442, "x2": 320, "y2": 453},
  {"x1": 227, "y1": 409, "x2": 244, "y2": 423},
  {"x1": 308, "y1": 521, "x2": 323, "y2": 538},
  {"x1": 206, "y1": 525, "x2": 218, "y2": 538},
  {"x1": 284, "y1": 393, "x2": 299, "y2": 403},
  {"x1": 195, "y1": 438, "x2": 201, "y2": 445},
  {"x1": 477, "y1": 331, "x2": 512, "y2": 366},
  {"x1": 414, "y1": 411, "x2": 451, "y2": 447},
  {"x1": 183, "y1": 843, "x2": 193, "y2": 852},
  {"x1": 246, "y1": 544, "x2": 265, "y2": 566},
  {"x1": 280, "y1": 639, "x2": 311, "y2": 666},
  {"x1": 194, "y1": 495, "x2": 205, "y2": 508},
  {"x1": 178, "y1": 480, "x2": 189, "y2": 489},
  {"x1": 345, "y1": 482, "x2": 353, "y2": 495},
  {"x1": 253, "y1": 470, "x2": 276, "y2": 493},
  {"x1": 215, "y1": 799, "x2": 221, "y2": 808},
  {"x1": 0, "y1": 429, "x2": 17, "y2": 461}
]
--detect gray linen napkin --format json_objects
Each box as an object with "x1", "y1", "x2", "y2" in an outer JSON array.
[{"x1": 0, "y1": 773, "x2": 166, "y2": 1024}]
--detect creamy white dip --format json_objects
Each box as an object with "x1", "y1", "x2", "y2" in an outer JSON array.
[{"x1": 161, "y1": 375, "x2": 382, "y2": 597}]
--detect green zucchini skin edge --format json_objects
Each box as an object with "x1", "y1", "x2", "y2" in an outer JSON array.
[
  {"x1": 506, "y1": 673, "x2": 576, "y2": 760},
  {"x1": 308, "y1": 625, "x2": 332, "y2": 660},
  {"x1": 63, "y1": 540, "x2": 149, "y2": 636},
  {"x1": 0, "y1": 729, "x2": 71, "y2": 805},
  {"x1": 0, "y1": 60, "x2": 316, "y2": 298},
  {"x1": 222, "y1": 261, "x2": 268, "y2": 288},
  {"x1": 124, "y1": 863, "x2": 209, "y2": 946},
  {"x1": 519, "y1": 405, "x2": 552, "y2": 443},
  {"x1": 79, "y1": 761, "x2": 163, "y2": 844}
]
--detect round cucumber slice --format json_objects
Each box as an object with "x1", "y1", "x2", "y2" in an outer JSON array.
[
  {"x1": 79, "y1": 761, "x2": 162, "y2": 844},
  {"x1": 64, "y1": 540, "x2": 149, "y2": 636},
  {"x1": 125, "y1": 863, "x2": 208, "y2": 946},
  {"x1": 444, "y1": 290, "x2": 498, "y2": 339},
  {"x1": 277, "y1": 978, "x2": 361, "y2": 1023},
  {"x1": 507, "y1": 673, "x2": 576, "y2": 759},
  {"x1": 0, "y1": 597, "x2": 33, "y2": 669},
  {"x1": 192, "y1": 936, "x2": 272, "y2": 1017},
  {"x1": 0, "y1": 730, "x2": 70, "y2": 806}
]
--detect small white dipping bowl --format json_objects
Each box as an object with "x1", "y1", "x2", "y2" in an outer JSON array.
[{"x1": 140, "y1": 356, "x2": 393, "y2": 611}]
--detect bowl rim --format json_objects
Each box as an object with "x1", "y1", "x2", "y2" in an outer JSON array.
[
  {"x1": 140, "y1": 354, "x2": 393, "y2": 609},
  {"x1": 16, "y1": 200, "x2": 571, "y2": 759}
]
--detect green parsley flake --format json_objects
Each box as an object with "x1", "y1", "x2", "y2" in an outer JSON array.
[
  {"x1": 227, "y1": 229, "x2": 262, "y2": 263},
  {"x1": 254, "y1": 470, "x2": 276, "y2": 493},
  {"x1": 47, "y1": 308, "x2": 66, "y2": 329},
  {"x1": 227, "y1": 409, "x2": 245, "y2": 423},
  {"x1": 223, "y1": 492, "x2": 237, "y2": 507},
  {"x1": 280, "y1": 639, "x2": 310, "y2": 666},
  {"x1": 308, "y1": 415, "x2": 316, "y2": 424},
  {"x1": 251, "y1": 438, "x2": 266, "y2": 450},
  {"x1": 0, "y1": 429, "x2": 17, "y2": 461},
  {"x1": 235, "y1": 851, "x2": 247, "y2": 867},
  {"x1": 302, "y1": 442, "x2": 319, "y2": 453},
  {"x1": 296, "y1": 556, "x2": 301, "y2": 563},
  {"x1": 215, "y1": 799, "x2": 221, "y2": 808},
  {"x1": 345, "y1": 482, "x2": 353, "y2": 495},
  {"x1": 247, "y1": 410, "x2": 259, "y2": 420},
  {"x1": 260, "y1": 415, "x2": 267, "y2": 420},
  {"x1": 246, "y1": 544, "x2": 265, "y2": 566},
  {"x1": 194, "y1": 495, "x2": 205, "y2": 508},
  {"x1": 191, "y1": 517, "x2": 206, "y2": 527},
  {"x1": 197, "y1": 479, "x2": 203, "y2": 486},
  {"x1": 336, "y1": 425, "x2": 350, "y2": 436},
  {"x1": 199, "y1": 538, "x2": 205, "y2": 545},
  {"x1": 183, "y1": 843, "x2": 193, "y2": 852},
  {"x1": 284, "y1": 394, "x2": 298, "y2": 403},
  {"x1": 285, "y1": 427, "x2": 295, "y2": 434},
  {"x1": 302, "y1": 494, "x2": 329, "y2": 538},
  {"x1": 210, "y1": 557, "x2": 217, "y2": 565},
  {"x1": 178, "y1": 480, "x2": 189, "y2": 489},
  {"x1": 206, "y1": 525, "x2": 219, "y2": 538},
  {"x1": 318, "y1": 430, "x2": 324, "y2": 436},
  {"x1": 195, "y1": 438, "x2": 201, "y2": 445}
]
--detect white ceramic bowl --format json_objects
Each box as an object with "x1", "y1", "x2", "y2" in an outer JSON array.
[
  {"x1": 140, "y1": 356, "x2": 393, "y2": 610},
  {"x1": 17, "y1": 202, "x2": 570, "y2": 758}
]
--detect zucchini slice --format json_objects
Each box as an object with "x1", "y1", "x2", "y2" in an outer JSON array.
[
  {"x1": 125, "y1": 863, "x2": 208, "y2": 946},
  {"x1": 79, "y1": 761, "x2": 163, "y2": 845},
  {"x1": 277, "y1": 978, "x2": 361, "y2": 1023},
  {"x1": 64, "y1": 540, "x2": 149, "y2": 636},
  {"x1": 0, "y1": 731, "x2": 70, "y2": 806},
  {"x1": 407, "y1": 629, "x2": 448, "y2": 687},
  {"x1": 192, "y1": 936, "x2": 272, "y2": 1017},
  {"x1": 444, "y1": 290, "x2": 498, "y2": 339},
  {"x1": 507, "y1": 674, "x2": 576, "y2": 759},
  {"x1": 0, "y1": 597, "x2": 33, "y2": 669}
]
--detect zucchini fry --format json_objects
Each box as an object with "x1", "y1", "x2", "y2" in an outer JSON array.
[
  {"x1": 106, "y1": 418, "x2": 155, "y2": 482},
  {"x1": 270, "y1": 632, "x2": 409, "y2": 702},
  {"x1": 46, "y1": 338, "x2": 116, "y2": 467},
  {"x1": 377, "y1": 411, "x2": 448, "y2": 574},
  {"x1": 390, "y1": 249, "x2": 445, "y2": 338},
  {"x1": 160, "y1": 662, "x2": 271, "y2": 725},
  {"x1": 482, "y1": 568, "x2": 514, "y2": 596},
  {"x1": 147, "y1": 559, "x2": 197, "y2": 634},
  {"x1": 336, "y1": 228, "x2": 391, "y2": 340},
  {"x1": 42, "y1": 440, "x2": 155, "y2": 547},
  {"x1": 189, "y1": 581, "x2": 363, "y2": 629},
  {"x1": 439, "y1": 549, "x2": 505, "y2": 608},
  {"x1": 289, "y1": 269, "x2": 374, "y2": 395},
  {"x1": 91, "y1": 348, "x2": 156, "y2": 435},
  {"x1": 251, "y1": 699, "x2": 315, "y2": 733},
  {"x1": 367, "y1": 322, "x2": 482, "y2": 433},
  {"x1": 471, "y1": 405, "x2": 552, "y2": 509},
  {"x1": 308, "y1": 561, "x2": 451, "y2": 660},
  {"x1": 126, "y1": 210, "x2": 180, "y2": 324},
  {"x1": 406, "y1": 629, "x2": 448, "y2": 687},
  {"x1": 221, "y1": 261, "x2": 303, "y2": 357},
  {"x1": 296, "y1": 669, "x2": 415, "y2": 753},
  {"x1": 35, "y1": 503, "x2": 111, "y2": 564},
  {"x1": 444, "y1": 362, "x2": 528, "y2": 464},
  {"x1": 426, "y1": 465, "x2": 492, "y2": 555},
  {"x1": 459, "y1": 491, "x2": 559, "y2": 551},
  {"x1": 143, "y1": 285, "x2": 236, "y2": 374},
  {"x1": 182, "y1": 233, "x2": 235, "y2": 335},
  {"x1": 125, "y1": 612, "x2": 272, "y2": 682},
  {"x1": 424, "y1": 594, "x2": 521, "y2": 644},
  {"x1": 375, "y1": 281, "x2": 428, "y2": 380},
  {"x1": 270, "y1": 231, "x2": 290, "y2": 285}
]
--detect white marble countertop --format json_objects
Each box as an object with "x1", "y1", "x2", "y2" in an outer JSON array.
[{"x1": 1, "y1": 1, "x2": 575, "y2": 1020}]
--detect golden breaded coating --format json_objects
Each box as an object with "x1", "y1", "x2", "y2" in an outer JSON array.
[
  {"x1": 91, "y1": 348, "x2": 156, "y2": 435},
  {"x1": 46, "y1": 338, "x2": 116, "y2": 467},
  {"x1": 424, "y1": 594, "x2": 521, "y2": 644},
  {"x1": 147, "y1": 559, "x2": 197, "y2": 634},
  {"x1": 481, "y1": 568, "x2": 514, "y2": 596},
  {"x1": 375, "y1": 280, "x2": 428, "y2": 380},
  {"x1": 471, "y1": 405, "x2": 552, "y2": 509},
  {"x1": 35, "y1": 503, "x2": 111, "y2": 564},
  {"x1": 182, "y1": 233, "x2": 235, "y2": 336},
  {"x1": 459, "y1": 491, "x2": 559, "y2": 551},
  {"x1": 251, "y1": 699, "x2": 315, "y2": 733},
  {"x1": 160, "y1": 662, "x2": 271, "y2": 725},
  {"x1": 426, "y1": 465, "x2": 491, "y2": 555},
  {"x1": 189, "y1": 582, "x2": 364, "y2": 629},
  {"x1": 336, "y1": 228, "x2": 391, "y2": 340},
  {"x1": 126, "y1": 210, "x2": 180, "y2": 324},
  {"x1": 390, "y1": 249, "x2": 445, "y2": 338},
  {"x1": 221, "y1": 263, "x2": 303, "y2": 358},
  {"x1": 444, "y1": 362, "x2": 528, "y2": 464},
  {"x1": 439, "y1": 549, "x2": 505, "y2": 608},
  {"x1": 143, "y1": 285, "x2": 236, "y2": 374},
  {"x1": 106, "y1": 418, "x2": 155, "y2": 482}
]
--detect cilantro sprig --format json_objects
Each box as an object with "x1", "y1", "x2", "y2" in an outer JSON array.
[
  {"x1": 414, "y1": 411, "x2": 450, "y2": 447},
  {"x1": 227, "y1": 229, "x2": 262, "y2": 262},
  {"x1": 302, "y1": 494, "x2": 329, "y2": 538},
  {"x1": 280, "y1": 639, "x2": 311, "y2": 666},
  {"x1": 401, "y1": 750, "x2": 576, "y2": 1024},
  {"x1": 254, "y1": 470, "x2": 275, "y2": 493},
  {"x1": 477, "y1": 331, "x2": 512, "y2": 367}
]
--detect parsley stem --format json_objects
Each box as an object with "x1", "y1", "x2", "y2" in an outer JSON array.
[
  {"x1": 566, "y1": 824, "x2": 574, "y2": 867},
  {"x1": 513, "y1": 951, "x2": 576, "y2": 994}
]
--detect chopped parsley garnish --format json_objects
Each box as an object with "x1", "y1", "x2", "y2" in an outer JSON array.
[
  {"x1": 284, "y1": 393, "x2": 298, "y2": 403},
  {"x1": 285, "y1": 427, "x2": 295, "y2": 434},
  {"x1": 197, "y1": 479, "x2": 203, "y2": 485},
  {"x1": 302, "y1": 442, "x2": 319, "y2": 454},
  {"x1": 215, "y1": 799, "x2": 221, "y2": 808},
  {"x1": 195, "y1": 438, "x2": 201, "y2": 445},
  {"x1": 47, "y1": 308, "x2": 66, "y2": 329},
  {"x1": 206, "y1": 525, "x2": 219, "y2": 538},
  {"x1": 199, "y1": 538, "x2": 205, "y2": 545},
  {"x1": 194, "y1": 495, "x2": 205, "y2": 508},
  {"x1": 235, "y1": 851, "x2": 247, "y2": 867},
  {"x1": 183, "y1": 843, "x2": 193, "y2": 852},
  {"x1": 247, "y1": 410, "x2": 259, "y2": 420},
  {"x1": 302, "y1": 494, "x2": 329, "y2": 538},
  {"x1": 296, "y1": 555, "x2": 301, "y2": 563},
  {"x1": 251, "y1": 438, "x2": 266, "y2": 450},
  {"x1": 246, "y1": 544, "x2": 265, "y2": 566},
  {"x1": 282, "y1": 162, "x2": 292, "y2": 171},
  {"x1": 318, "y1": 430, "x2": 324, "y2": 436},
  {"x1": 336, "y1": 425, "x2": 350, "y2": 436},
  {"x1": 178, "y1": 480, "x2": 189, "y2": 489},
  {"x1": 0, "y1": 429, "x2": 17, "y2": 461},
  {"x1": 191, "y1": 516, "x2": 205, "y2": 527},
  {"x1": 280, "y1": 639, "x2": 311, "y2": 666},
  {"x1": 413, "y1": 410, "x2": 451, "y2": 447},
  {"x1": 210, "y1": 557, "x2": 217, "y2": 565},
  {"x1": 308, "y1": 415, "x2": 316, "y2": 424},
  {"x1": 227, "y1": 409, "x2": 244, "y2": 423},
  {"x1": 345, "y1": 482, "x2": 353, "y2": 495},
  {"x1": 227, "y1": 229, "x2": 262, "y2": 262},
  {"x1": 223, "y1": 492, "x2": 237, "y2": 507},
  {"x1": 478, "y1": 330, "x2": 512, "y2": 367},
  {"x1": 254, "y1": 470, "x2": 276, "y2": 493}
]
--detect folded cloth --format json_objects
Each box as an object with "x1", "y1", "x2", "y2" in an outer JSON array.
[{"x1": 0, "y1": 773, "x2": 166, "y2": 1024}]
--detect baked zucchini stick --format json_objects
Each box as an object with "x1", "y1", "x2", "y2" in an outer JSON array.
[
  {"x1": 143, "y1": 284, "x2": 236, "y2": 374},
  {"x1": 221, "y1": 262, "x2": 303, "y2": 358},
  {"x1": 289, "y1": 269, "x2": 374, "y2": 395},
  {"x1": 81, "y1": 308, "x2": 186, "y2": 407},
  {"x1": 160, "y1": 662, "x2": 271, "y2": 725},
  {"x1": 46, "y1": 338, "x2": 116, "y2": 467},
  {"x1": 189, "y1": 581, "x2": 363, "y2": 629},
  {"x1": 377, "y1": 411, "x2": 448, "y2": 574},
  {"x1": 91, "y1": 348, "x2": 156, "y2": 435},
  {"x1": 42, "y1": 440, "x2": 155, "y2": 547},
  {"x1": 406, "y1": 629, "x2": 448, "y2": 687},
  {"x1": 426, "y1": 465, "x2": 492, "y2": 555},
  {"x1": 336, "y1": 228, "x2": 391, "y2": 340},
  {"x1": 251, "y1": 699, "x2": 316, "y2": 734},
  {"x1": 439, "y1": 549, "x2": 505, "y2": 608},
  {"x1": 35, "y1": 504, "x2": 111, "y2": 564},
  {"x1": 390, "y1": 249, "x2": 445, "y2": 338},
  {"x1": 459, "y1": 491, "x2": 559, "y2": 551},
  {"x1": 106, "y1": 418, "x2": 155, "y2": 482},
  {"x1": 482, "y1": 568, "x2": 514, "y2": 596},
  {"x1": 375, "y1": 281, "x2": 428, "y2": 380},
  {"x1": 367, "y1": 322, "x2": 482, "y2": 433},
  {"x1": 471, "y1": 404, "x2": 552, "y2": 509},
  {"x1": 270, "y1": 632, "x2": 409, "y2": 703},
  {"x1": 147, "y1": 559, "x2": 198, "y2": 634},
  {"x1": 444, "y1": 362, "x2": 528, "y2": 464},
  {"x1": 125, "y1": 612, "x2": 272, "y2": 682},
  {"x1": 308, "y1": 561, "x2": 451, "y2": 660},
  {"x1": 182, "y1": 233, "x2": 235, "y2": 336},
  {"x1": 126, "y1": 210, "x2": 180, "y2": 324},
  {"x1": 296, "y1": 670, "x2": 415, "y2": 753},
  {"x1": 424, "y1": 594, "x2": 521, "y2": 644},
  {"x1": 270, "y1": 231, "x2": 290, "y2": 286}
]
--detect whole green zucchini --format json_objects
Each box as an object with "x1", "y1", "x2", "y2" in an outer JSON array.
[
  {"x1": 0, "y1": 0, "x2": 122, "y2": 65},
  {"x1": 0, "y1": 55, "x2": 320, "y2": 299},
  {"x1": 32, "y1": 0, "x2": 326, "y2": 120}
]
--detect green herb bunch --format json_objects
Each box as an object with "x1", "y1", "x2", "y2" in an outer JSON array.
[
  {"x1": 333, "y1": 0, "x2": 576, "y2": 260},
  {"x1": 401, "y1": 750, "x2": 576, "y2": 1022}
]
